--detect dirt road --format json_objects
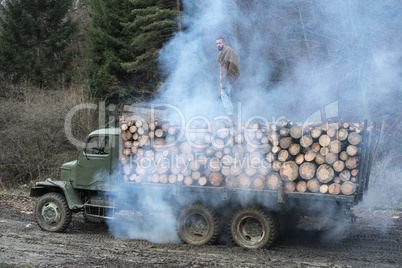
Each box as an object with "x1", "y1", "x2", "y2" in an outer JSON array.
[{"x1": 0, "y1": 194, "x2": 401, "y2": 267}]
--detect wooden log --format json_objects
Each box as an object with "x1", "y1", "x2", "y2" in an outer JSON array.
[
  {"x1": 122, "y1": 165, "x2": 131, "y2": 175},
  {"x1": 337, "y1": 128, "x2": 348, "y2": 141},
  {"x1": 160, "y1": 174, "x2": 168, "y2": 184},
  {"x1": 289, "y1": 143, "x2": 301, "y2": 156},
  {"x1": 120, "y1": 156, "x2": 128, "y2": 165},
  {"x1": 333, "y1": 176, "x2": 341, "y2": 184},
  {"x1": 345, "y1": 156, "x2": 359, "y2": 169},
  {"x1": 300, "y1": 135, "x2": 313, "y2": 148},
  {"x1": 184, "y1": 176, "x2": 193, "y2": 186},
  {"x1": 319, "y1": 134, "x2": 331, "y2": 147},
  {"x1": 198, "y1": 176, "x2": 207, "y2": 186},
  {"x1": 209, "y1": 172, "x2": 223, "y2": 186},
  {"x1": 191, "y1": 171, "x2": 201, "y2": 180},
  {"x1": 221, "y1": 166, "x2": 231, "y2": 176},
  {"x1": 180, "y1": 142, "x2": 192, "y2": 154},
  {"x1": 252, "y1": 175, "x2": 266, "y2": 190},
  {"x1": 151, "y1": 174, "x2": 160, "y2": 183},
  {"x1": 333, "y1": 160, "x2": 345, "y2": 172},
  {"x1": 290, "y1": 125, "x2": 303, "y2": 139},
  {"x1": 316, "y1": 164, "x2": 335, "y2": 183},
  {"x1": 296, "y1": 181, "x2": 307, "y2": 193},
  {"x1": 261, "y1": 143, "x2": 271, "y2": 154},
  {"x1": 340, "y1": 170, "x2": 351, "y2": 181},
  {"x1": 123, "y1": 148, "x2": 131, "y2": 156},
  {"x1": 328, "y1": 183, "x2": 341, "y2": 195},
  {"x1": 177, "y1": 174, "x2": 184, "y2": 182},
  {"x1": 340, "y1": 151, "x2": 348, "y2": 161},
  {"x1": 295, "y1": 154, "x2": 305, "y2": 165},
  {"x1": 341, "y1": 181, "x2": 357, "y2": 195},
  {"x1": 268, "y1": 132, "x2": 280, "y2": 146},
  {"x1": 311, "y1": 142, "x2": 321, "y2": 152},
  {"x1": 320, "y1": 147, "x2": 329, "y2": 156},
  {"x1": 168, "y1": 174, "x2": 177, "y2": 184},
  {"x1": 320, "y1": 184, "x2": 329, "y2": 194},
  {"x1": 284, "y1": 181, "x2": 296, "y2": 192},
  {"x1": 225, "y1": 175, "x2": 238, "y2": 188},
  {"x1": 307, "y1": 178, "x2": 320, "y2": 193},
  {"x1": 280, "y1": 137, "x2": 293, "y2": 149},
  {"x1": 237, "y1": 173, "x2": 251, "y2": 189},
  {"x1": 129, "y1": 125, "x2": 137, "y2": 134},
  {"x1": 208, "y1": 158, "x2": 221, "y2": 172},
  {"x1": 279, "y1": 127, "x2": 290, "y2": 137},
  {"x1": 299, "y1": 162, "x2": 316, "y2": 180},
  {"x1": 311, "y1": 128, "x2": 322, "y2": 139},
  {"x1": 266, "y1": 172, "x2": 282, "y2": 190},
  {"x1": 121, "y1": 130, "x2": 132, "y2": 141},
  {"x1": 329, "y1": 140, "x2": 342, "y2": 154},
  {"x1": 265, "y1": 152, "x2": 275, "y2": 163},
  {"x1": 327, "y1": 128, "x2": 336, "y2": 138},
  {"x1": 305, "y1": 150, "x2": 316, "y2": 162},
  {"x1": 325, "y1": 153, "x2": 337, "y2": 165},
  {"x1": 278, "y1": 150, "x2": 290, "y2": 162},
  {"x1": 348, "y1": 132, "x2": 362, "y2": 145},
  {"x1": 259, "y1": 162, "x2": 272, "y2": 175},
  {"x1": 272, "y1": 160, "x2": 283, "y2": 171},
  {"x1": 351, "y1": 177, "x2": 358, "y2": 183},
  {"x1": 230, "y1": 165, "x2": 242, "y2": 176},
  {"x1": 272, "y1": 145, "x2": 281, "y2": 154},
  {"x1": 121, "y1": 123, "x2": 129, "y2": 131},
  {"x1": 245, "y1": 166, "x2": 257, "y2": 177},
  {"x1": 279, "y1": 161, "x2": 299, "y2": 181},
  {"x1": 315, "y1": 154, "x2": 325, "y2": 165},
  {"x1": 346, "y1": 145, "x2": 358, "y2": 156},
  {"x1": 351, "y1": 169, "x2": 359, "y2": 177}
]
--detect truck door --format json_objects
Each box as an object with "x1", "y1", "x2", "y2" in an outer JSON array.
[{"x1": 75, "y1": 135, "x2": 112, "y2": 190}]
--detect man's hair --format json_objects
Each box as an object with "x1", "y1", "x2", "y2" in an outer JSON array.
[{"x1": 216, "y1": 36, "x2": 225, "y2": 42}]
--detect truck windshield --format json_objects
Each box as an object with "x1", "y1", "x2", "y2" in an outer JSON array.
[{"x1": 85, "y1": 136, "x2": 110, "y2": 155}]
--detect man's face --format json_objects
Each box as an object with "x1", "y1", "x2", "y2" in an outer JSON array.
[{"x1": 216, "y1": 39, "x2": 225, "y2": 51}]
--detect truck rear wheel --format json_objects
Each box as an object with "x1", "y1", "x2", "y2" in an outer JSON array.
[
  {"x1": 35, "y1": 192, "x2": 72, "y2": 232},
  {"x1": 229, "y1": 207, "x2": 278, "y2": 249},
  {"x1": 177, "y1": 204, "x2": 220, "y2": 245}
]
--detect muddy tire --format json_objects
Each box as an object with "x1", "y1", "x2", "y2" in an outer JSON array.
[
  {"x1": 229, "y1": 207, "x2": 278, "y2": 249},
  {"x1": 177, "y1": 204, "x2": 220, "y2": 245},
  {"x1": 35, "y1": 192, "x2": 72, "y2": 232}
]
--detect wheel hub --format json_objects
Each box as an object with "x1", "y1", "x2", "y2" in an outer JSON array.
[
  {"x1": 41, "y1": 202, "x2": 61, "y2": 225},
  {"x1": 238, "y1": 216, "x2": 265, "y2": 243},
  {"x1": 186, "y1": 214, "x2": 208, "y2": 237}
]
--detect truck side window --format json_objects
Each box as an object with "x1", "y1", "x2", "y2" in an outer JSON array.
[{"x1": 86, "y1": 136, "x2": 110, "y2": 155}]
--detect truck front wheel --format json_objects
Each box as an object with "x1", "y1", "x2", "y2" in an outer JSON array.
[
  {"x1": 35, "y1": 192, "x2": 72, "y2": 232},
  {"x1": 229, "y1": 207, "x2": 279, "y2": 249},
  {"x1": 177, "y1": 204, "x2": 220, "y2": 245}
]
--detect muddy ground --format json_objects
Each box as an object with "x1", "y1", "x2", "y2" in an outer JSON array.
[{"x1": 0, "y1": 194, "x2": 401, "y2": 268}]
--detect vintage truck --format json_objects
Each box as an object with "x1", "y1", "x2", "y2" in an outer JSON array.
[{"x1": 30, "y1": 104, "x2": 382, "y2": 249}]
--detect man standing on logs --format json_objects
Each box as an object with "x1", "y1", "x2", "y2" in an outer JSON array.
[{"x1": 216, "y1": 37, "x2": 240, "y2": 122}]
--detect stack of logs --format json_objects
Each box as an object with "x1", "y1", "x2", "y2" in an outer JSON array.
[{"x1": 119, "y1": 119, "x2": 365, "y2": 196}]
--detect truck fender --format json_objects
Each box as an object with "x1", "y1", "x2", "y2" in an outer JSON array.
[{"x1": 30, "y1": 179, "x2": 84, "y2": 210}]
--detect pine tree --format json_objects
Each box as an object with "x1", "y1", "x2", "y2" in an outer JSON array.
[
  {"x1": 86, "y1": 0, "x2": 136, "y2": 100},
  {"x1": 0, "y1": 0, "x2": 78, "y2": 87},
  {"x1": 121, "y1": 0, "x2": 179, "y2": 99}
]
